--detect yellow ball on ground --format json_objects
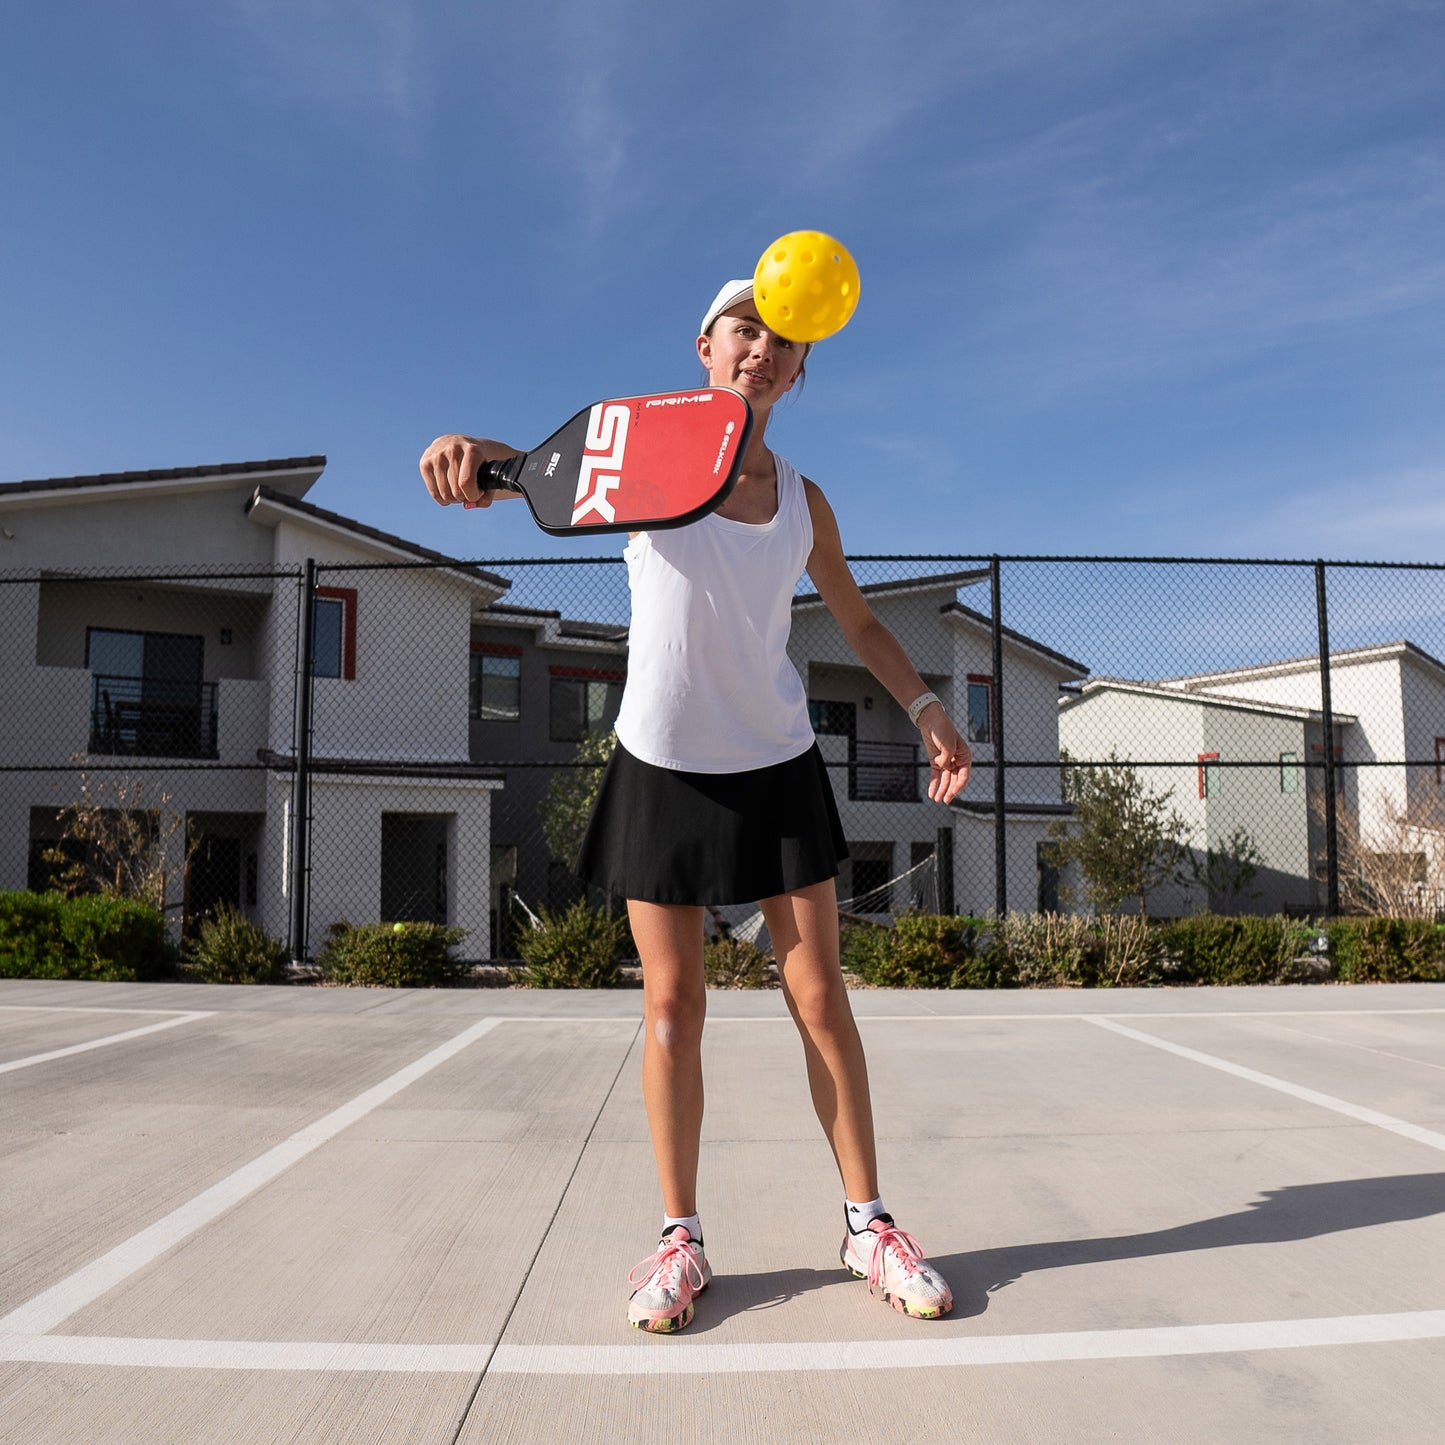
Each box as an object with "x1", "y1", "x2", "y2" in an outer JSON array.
[
  {"x1": 753, "y1": 231, "x2": 860, "y2": 343},
  {"x1": 393, "y1": 922, "x2": 406, "y2": 934}
]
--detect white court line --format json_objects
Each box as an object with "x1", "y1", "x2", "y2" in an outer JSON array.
[
  {"x1": 0, "y1": 1005, "x2": 207, "y2": 1016},
  {"x1": 1267, "y1": 1019, "x2": 1445, "y2": 1075},
  {"x1": 0, "y1": 1016, "x2": 502, "y2": 1337},
  {"x1": 711, "y1": 1008, "x2": 1445, "y2": 1023},
  {"x1": 0, "y1": 1012, "x2": 214, "y2": 1076},
  {"x1": 4, "y1": 1309, "x2": 1445, "y2": 1374},
  {"x1": 1089, "y1": 1017, "x2": 1445, "y2": 1154}
]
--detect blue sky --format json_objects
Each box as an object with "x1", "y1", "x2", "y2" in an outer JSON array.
[{"x1": 3, "y1": 0, "x2": 1443, "y2": 564}]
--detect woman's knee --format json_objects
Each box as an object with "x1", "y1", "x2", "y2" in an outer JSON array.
[
  {"x1": 784, "y1": 967, "x2": 852, "y2": 1039},
  {"x1": 645, "y1": 987, "x2": 706, "y2": 1051},
  {"x1": 641, "y1": 958, "x2": 707, "y2": 1047}
]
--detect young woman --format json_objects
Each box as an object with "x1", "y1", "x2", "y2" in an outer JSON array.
[{"x1": 420, "y1": 277, "x2": 972, "y2": 1333}]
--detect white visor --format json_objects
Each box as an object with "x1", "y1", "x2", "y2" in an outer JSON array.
[{"x1": 699, "y1": 279, "x2": 755, "y2": 336}]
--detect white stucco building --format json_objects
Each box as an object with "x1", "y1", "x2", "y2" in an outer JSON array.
[{"x1": 0, "y1": 458, "x2": 506, "y2": 958}]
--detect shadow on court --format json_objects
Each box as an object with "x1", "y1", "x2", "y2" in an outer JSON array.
[
  {"x1": 684, "y1": 1266, "x2": 852, "y2": 1333},
  {"x1": 940, "y1": 1171, "x2": 1445, "y2": 1319}
]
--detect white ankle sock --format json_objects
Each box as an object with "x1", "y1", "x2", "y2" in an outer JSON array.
[
  {"x1": 662, "y1": 1213, "x2": 702, "y2": 1243},
  {"x1": 845, "y1": 1196, "x2": 887, "y2": 1231}
]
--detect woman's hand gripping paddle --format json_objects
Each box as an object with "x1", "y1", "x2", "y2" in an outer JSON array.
[{"x1": 468, "y1": 387, "x2": 753, "y2": 535}]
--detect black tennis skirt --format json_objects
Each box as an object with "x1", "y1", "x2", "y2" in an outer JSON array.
[{"x1": 574, "y1": 741, "x2": 849, "y2": 906}]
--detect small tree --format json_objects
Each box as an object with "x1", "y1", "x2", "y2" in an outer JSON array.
[
  {"x1": 540, "y1": 730, "x2": 616, "y2": 867},
  {"x1": 43, "y1": 765, "x2": 194, "y2": 913},
  {"x1": 1186, "y1": 824, "x2": 1265, "y2": 906},
  {"x1": 1048, "y1": 751, "x2": 1188, "y2": 918}
]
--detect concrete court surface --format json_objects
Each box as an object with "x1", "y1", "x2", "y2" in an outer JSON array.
[{"x1": 2, "y1": 978, "x2": 1444, "y2": 1444}]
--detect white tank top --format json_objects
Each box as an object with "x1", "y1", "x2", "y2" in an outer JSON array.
[{"x1": 614, "y1": 453, "x2": 815, "y2": 773}]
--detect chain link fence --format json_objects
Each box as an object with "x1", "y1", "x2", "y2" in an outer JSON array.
[{"x1": 7, "y1": 553, "x2": 1445, "y2": 961}]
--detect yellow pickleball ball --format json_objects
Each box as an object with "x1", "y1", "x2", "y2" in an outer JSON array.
[{"x1": 753, "y1": 231, "x2": 861, "y2": 343}]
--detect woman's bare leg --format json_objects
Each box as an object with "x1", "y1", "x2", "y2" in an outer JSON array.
[
  {"x1": 627, "y1": 900, "x2": 708, "y2": 1218},
  {"x1": 759, "y1": 878, "x2": 879, "y2": 1201}
]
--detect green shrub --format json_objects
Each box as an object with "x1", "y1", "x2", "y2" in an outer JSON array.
[
  {"x1": 839, "y1": 919, "x2": 892, "y2": 981},
  {"x1": 1152, "y1": 914, "x2": 1310, "y2": 986},
  {"x1": 1328, "y1": 918, "x2": 1445, "y2": 983},
  {"x1": 317, "y1": 921, "x2": 468, "y2": 987},
  {"x1": 841, "y1": 913, "x2": 1016, "y2": 989},
  {"x1": 185, "y1": 905, "x2": 290, "y2": 985},
  {"x1": 516, "y1": 900, "x2": 628, "y2": 988},
  {"x1": 703, "y1": 934, "x2": 773, "y2": 989},
  {"x1": 0, "y1": 890, "x2": 175, "y2": 981}
]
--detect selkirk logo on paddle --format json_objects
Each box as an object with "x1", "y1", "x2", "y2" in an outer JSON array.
[{"x1": 571, "y1": 403, "x2": 631, "y2": 526}]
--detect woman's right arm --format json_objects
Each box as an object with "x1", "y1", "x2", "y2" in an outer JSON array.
[{"x1": 419, "y1": 434, "x2": 524, "y2": 508}]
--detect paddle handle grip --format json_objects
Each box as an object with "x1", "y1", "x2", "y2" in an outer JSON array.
[{"x1": 463, "y1": 453, "x2": 525, "y2": 509}]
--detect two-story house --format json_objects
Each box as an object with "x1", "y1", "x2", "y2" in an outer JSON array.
[
  {"x1": 1159, "y1": 643, "x2": 1445, "y2": 911},
  {"x1": 1, "y1": 459, "x2": 507, "y2": 958},
  {"x1": 1058, "y1": 676, "x2": 1357, "y2": 914}
]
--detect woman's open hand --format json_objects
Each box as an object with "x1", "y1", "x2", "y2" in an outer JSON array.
[{"x1": 919, "y1": 708, "x2": 972, "y2": 804}]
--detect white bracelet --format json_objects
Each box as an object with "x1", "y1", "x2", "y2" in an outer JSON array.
[{"x1": 907, "y1": 691, "x2": 941, "y2": 726}]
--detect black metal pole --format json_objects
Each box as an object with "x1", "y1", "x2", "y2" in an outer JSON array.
[
  {"x1": 990, "y1": 556, "x2": 1007, "y2": 917},
  {"x1": 1314, "y1": 561, "x2": 1340, "y2": 915},
  {"x1": 290, "y1": 558, "x2": 317, "y2": 961},
  {"x1": 936, "y1": 825, "x2": 955, "y2": 916}
]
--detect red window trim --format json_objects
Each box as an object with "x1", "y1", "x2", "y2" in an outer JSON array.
[
  {"x1": 1435, "y1": 737, "x2": 1445, "y2": 785},
  {"x1": 549, "y1": 665, "x2": 625, "y2": 681},
  {"x1": 1197, "y1": 752, "x2": 1220, "y2": 799},
  {"x1": 966, "y1": 673, "x2": 993, "y2": 685},
  {"x1": 471, "y1": 641, "x2": 523, "y2": 657},
  {"x1": 314, "y1": 586, "x2": 357, "y2": 680}
]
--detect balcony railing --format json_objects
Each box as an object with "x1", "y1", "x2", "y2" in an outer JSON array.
[
  {"x1": 90, "y1": 675, "x2": 219, "y2": 760},
  {"x1": 851, "y1": 739, "x2": 920, "y2": 802}
]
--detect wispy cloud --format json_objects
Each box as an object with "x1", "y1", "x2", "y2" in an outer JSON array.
[
  {"x1": 537, "y1": 0, "x2": 634, "y2": 242},
  {"x1": 224, "y1": 0, "x2": 423, "y2": 131},
  {"x1": 887, "y1": 4, "x2": 1445, "y2": 406},
  {"x1": 1235, "y1": 464, "x2": 1445, "y2": 562}
]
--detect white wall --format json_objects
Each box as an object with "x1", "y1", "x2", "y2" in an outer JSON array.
[
  {"x1": 1184, "y1": 656, "x2": 1402, "y2": 838},
  {"x1": 290, "y1": 774, "x2": 500, "y2": 958},
  {"x1": 270, "y1": 522, "x2": 479, "y2": 765}
]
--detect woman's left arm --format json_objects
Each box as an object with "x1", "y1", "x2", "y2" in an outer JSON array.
[{"x1": 804, "y1": 480, "x2": 972, "y2": 804}]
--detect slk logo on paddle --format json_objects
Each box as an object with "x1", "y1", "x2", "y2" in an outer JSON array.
[{"x1": 572, "y1": 403, "x2": 630, "y2": 526}]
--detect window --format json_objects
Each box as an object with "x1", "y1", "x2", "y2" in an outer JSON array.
[
  {"x1": 850, "y1": 857, "x2": 892, "y2": 906},
  {"x1": 966, "y1": 675, "x2": 991, "y2": 743},
  {"x1": 86, "y1": 627, "x2": 213, "y2": 758},
  {"x1": 1280, "y1": 751, "x2": 1300, "y2": 794},
  {"x1": 808, "y1": 699, "x2": 856, "y2": 737},
  {"x1": 846, "y1": 842, "x2": 895, "y2": 911},
  {"x1": 1198, "y1": 752, "x2": 1221, "y2": 799},
  {"x1": 1436, "y1": 737, "x2": 1445, "y2": 785},
  {"x1": 550, "y1": 666, "x2": 624, "y2": 741},
  {"x1": 1036, "y1": 840, "x2": 1060, "y2": 913},
  {"x1": 470, "y1": 644, "x2": 521, "y2": 720},
  {"x1": 311, "y1": 587, "x2": 356, "y2": 680}
]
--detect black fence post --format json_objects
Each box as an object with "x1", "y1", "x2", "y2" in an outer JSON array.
[
  {"x1": 936, "y1": 825, "x2": 954, "y2": 916},
  {"x1": 1314, "y1": 560, "x2": 1340, "y2": 916},
  {"x1": 290, "y1": 558, "x2": 317, "y2": 961},
  {"x1": 990, "y1": 556, "x2": 1007, "y2": 916}
]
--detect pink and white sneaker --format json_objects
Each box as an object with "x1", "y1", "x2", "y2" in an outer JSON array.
[
  {"x1": 840, "y1": 1213, "x2": 953, "y2": 1320},
  {"x1": 626, "y1": 1226, "x2": 711, "y2": 1333}
]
